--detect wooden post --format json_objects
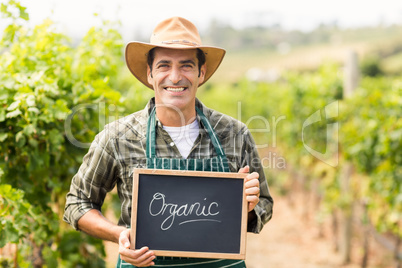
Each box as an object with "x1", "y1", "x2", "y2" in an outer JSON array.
[
  {"x1": 361, "y1": 200, "x2": 370, "y2": 268},
  {"x1": 339, "y1": 163, "x2": 354, "y2": 264},
  {"x1": 14, "y1": 243, "x2": 17, "y2": 268},
  {"x1": 395, "y1": 236, "x2": 401, "y2": 268},
  {"x1": 332, "y1": 211, "x2": 339, "y2": 252},
  {"x1": 343, "y1": 50, "x2": 360, "y2": 99},
  {"x1": 339, "y1": 50, "x2": 360, "y2": 264}
]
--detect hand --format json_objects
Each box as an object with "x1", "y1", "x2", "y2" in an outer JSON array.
[
  {"x1": 118, "y1": 229, "x2": 156, "y2": 267},
  {"x1": 238, "y1": 166, "x2": 260, "y2": 212}
]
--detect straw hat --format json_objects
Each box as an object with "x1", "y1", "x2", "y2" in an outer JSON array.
[{"x1": 125, "y1": 17, "x2": 226, "y2": 89}]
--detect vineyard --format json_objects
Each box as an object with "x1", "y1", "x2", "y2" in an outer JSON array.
[
  {"x1": 0, "y1": 1, "x2": 401, "y2": 267},
  {"x1": 199, "y1": 64, "x2": 401, "y2": 267}
]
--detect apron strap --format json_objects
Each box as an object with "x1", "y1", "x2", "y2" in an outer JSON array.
[
  {"x1": 146, "y1": 107, "x2": 157, "y2": 158},
  {"x1": 195, "y1": 107, "x2": 226, "y2": 159}
]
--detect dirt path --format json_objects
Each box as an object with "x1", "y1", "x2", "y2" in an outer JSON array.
[
  {"x1": 244, "y1": 192, "x2": 396, "y2": 268},
  {"x1": 245, "y1": 193, "x2": 345, "y2": 268}
]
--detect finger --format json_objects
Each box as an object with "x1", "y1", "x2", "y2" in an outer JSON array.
[
  {"x1": 245, "y1": 172, "x2": 259, "y2": 181},
  {"x1": 245, "y1": 186, "x2": 260, "y2": 196},
  {"x1": 247, "y1": 195, "x2": 259, "y2": 204},
  {"x1": 119, "y1": 229, "x2": 131, "y2": 248},
  {"x1": 247, "y1": 196, "x2": 259, "y2": 212},
  {"x1": 119, "y1": 245, "x2": 145, "y2": 259},
  {"x1": 136, "y1": 254, "x2": 156, "y2": 267},
  {"x1": 127, "y1": 252, "x2": 155, "y2": 267},
  {"x1": 120, "y1": 247, "x2": 155, "y2": 266},
  {"x1": 245, "y1": 178, "x2": 259, "y2": 189},
  {"x1": 133, "y1": 247, "x2": 154, "y2": 260},
  {"x1": 121, "y1": 246, "x2": 150, "y2": 258},
  {"x1": 238, "y1": 165, "x2": 249, "y2": 174},
  {"x1": 248, "y1": 203, "x2": 257, "y2": 212}
]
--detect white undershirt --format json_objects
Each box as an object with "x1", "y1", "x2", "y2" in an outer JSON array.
[{"x1": 163, "y1": 119, "x2": 200, "y2": 159}]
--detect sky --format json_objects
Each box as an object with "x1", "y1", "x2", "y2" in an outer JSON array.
[{"x1": 4, "y1": 0, "x2": 402, "y2": 42}]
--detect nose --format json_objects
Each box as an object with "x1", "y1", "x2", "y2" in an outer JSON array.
[{"x1": 169, "y1": 66, "x2": 182, "y2": 84}]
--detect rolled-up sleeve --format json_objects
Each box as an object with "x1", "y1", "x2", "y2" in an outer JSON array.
[
  {"x1": 241, "y1": 129, "x2": 274, "y2": 233},
  {"x1": 63, "y1": 128, "x2": 119, "y2": 230}
]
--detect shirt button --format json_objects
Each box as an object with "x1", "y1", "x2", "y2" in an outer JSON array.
[{"x1": 169, "y1": 142, "x2": 175, "y2": 147}]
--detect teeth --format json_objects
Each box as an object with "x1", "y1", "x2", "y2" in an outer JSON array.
[{"x1": 165, "y1": 87, "x2": 185, "y2": 92}]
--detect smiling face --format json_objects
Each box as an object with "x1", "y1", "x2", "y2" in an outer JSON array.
[{"x1": 147, "y1": 47, "x2": 206, "y2": 118}]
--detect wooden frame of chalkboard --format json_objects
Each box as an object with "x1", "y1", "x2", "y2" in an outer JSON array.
[{"x1": 130, "y1": 168, "x2": 248, "y2": 260}]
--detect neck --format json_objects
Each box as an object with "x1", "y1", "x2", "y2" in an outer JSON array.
[{"x1": 156, "y1": 105, "x2": 196, "y2": 127}]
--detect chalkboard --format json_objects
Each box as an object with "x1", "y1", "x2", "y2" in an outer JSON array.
[{"x1": 130, "y1": 168, "x2": 248, "y2": 260}]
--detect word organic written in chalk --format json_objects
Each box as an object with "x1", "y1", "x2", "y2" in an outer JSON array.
[{"x1": 149, "y1": 192, "x2": 221, "y2": 230}]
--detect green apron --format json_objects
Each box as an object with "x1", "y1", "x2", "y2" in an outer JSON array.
[{"x1": 116, "y1": 107, "x2": 246, "y2": 268}]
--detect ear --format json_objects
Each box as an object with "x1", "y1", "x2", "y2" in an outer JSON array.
[
  {"x1": 198, "y1": 64, "x2": 206, "y2": 84},
  {"x1": 147, "y1": 65, "x2": 153, "y2": 84}
]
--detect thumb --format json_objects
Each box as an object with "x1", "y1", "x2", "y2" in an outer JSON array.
[
  {"x1": 238, "y1": 165, "x2": 250, "y2": 174},
  {"x1": 119, "y1": 229, "x2": 131, "y2": 248}
]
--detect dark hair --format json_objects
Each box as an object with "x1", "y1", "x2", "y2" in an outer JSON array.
[{"x1": 147, "y1": 48, "x2": 206, "y2": 77}]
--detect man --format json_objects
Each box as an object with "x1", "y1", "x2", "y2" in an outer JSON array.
[{"x1": 64, "y1": 17, "x2": 273, "y2": 267}]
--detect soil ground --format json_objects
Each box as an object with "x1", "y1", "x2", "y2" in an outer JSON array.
[{"x1": 104, "y1": 191, "x2": 397, "y2": 268}]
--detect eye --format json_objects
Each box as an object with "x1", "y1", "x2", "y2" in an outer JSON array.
[
  {"x1": 182, "y1": 64, "x2": 194, "y2": 70},
  {"x1": 157, "y1": 64, "x2": 170, "y2": 70}
]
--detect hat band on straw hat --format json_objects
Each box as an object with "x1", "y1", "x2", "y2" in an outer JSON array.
[{"x1": 161, "y1": 40, "x2": 200, "y2": 46}]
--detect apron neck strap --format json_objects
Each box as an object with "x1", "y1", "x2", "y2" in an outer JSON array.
[
  {"x1": 195, "y1": 106, "x2": 226, "y2": 158},
  {"x1": 146, "y1": 107, "x2": 226, "y2": 159},
  {"x1": 146, "y1": 107, "x2": 157, "y2": 158}
]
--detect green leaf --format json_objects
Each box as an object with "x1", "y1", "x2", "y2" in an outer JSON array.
[
  {"x1": 0, "y1": 3, "x2": 9, "y2": 17},
  {"x1": 4, "y1": 221, "x2": 19, "y2": 243},
  {"x1": 6, "y1": 108, "x2": 22, "y2": 118},
  {"x1": 389, "y1": 129, "x2": 402, "y2": 141},
  {"x1": 28, "y1": 107, "x2": 40, "y2": 114},
  {"x1": 16, "y1": 131, "x2": 26, "y2": 147},
  {"x1": 49, "y1": 129, "x2": 63, "y2": 146},
  {"x1": 0, "y1": 184, "x2": 12, "y2": 195},
  {"x1": 23, "y1": 124, "x2": 36, "y2": 135},
  {"x1": 54, "y1": 99, "x2": 70, "y2": 120},
  {"x1": 17, "y1": 4, "x2": 29, "y2": 21},
  {"x1": 28, "y1": 137, "x2": 38, "y2": 148},
  {"x1": 26, "y1": 94, "x2": 36, "y2": 106},
  {"x1": 0, "y1": 109, "x2": 5, "y2": 122},
  {"x1": 0, "y1": 90, "x2": 8, "y2": 100},
  {"x1": 0, "y1": 133, "x2": 7, "y2": 142},
  {"x1": 7, "y1": 100, "x2": 20, "y2": 111},
  {"x1": 0, "y1": 229, "x2": 7, "y2": 248}
]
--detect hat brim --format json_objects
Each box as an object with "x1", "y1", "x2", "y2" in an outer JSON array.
[{"x1": 125, "y1": 42, "x2": 226, "y2": 89}]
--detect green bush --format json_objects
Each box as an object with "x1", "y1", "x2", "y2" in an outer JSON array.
[
  {"x1": 360, "y1": 55, "x2": 384, "y2": 77},
  {"x1": 0, "y1": 1, "x2": 127, "y2": 266}
]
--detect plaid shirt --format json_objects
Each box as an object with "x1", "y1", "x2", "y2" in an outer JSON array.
[{"x1": 63, "y1": 98, "x2": 273, "y2": 233}]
